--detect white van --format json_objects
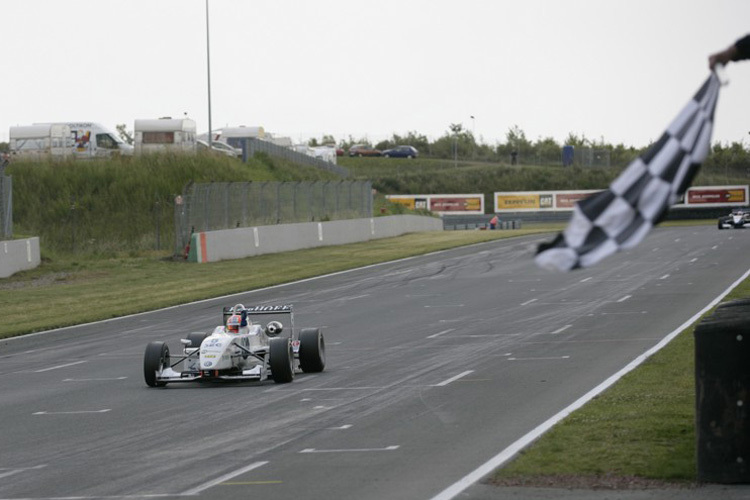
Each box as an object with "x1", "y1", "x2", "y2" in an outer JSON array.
[
  {"x1": 35, "y1": 122, "x2": 134, "y2": 158},
  {"x1": 134, "y1": 118, "x2": 196, "y2": 155},
  {"x1": 9, "y1": 124, "x2": 73, "y2": 159}
]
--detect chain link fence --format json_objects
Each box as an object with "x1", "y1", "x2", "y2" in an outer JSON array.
[
  {"x1": 0, "y1": 163, "x2": 12, "y2": 240},
  {"x1": 242, "y1": 138, "x2": 350, "y2": 177},
  {"x1": 174, "y1": 180, "x2": 373, "y2": 255}
]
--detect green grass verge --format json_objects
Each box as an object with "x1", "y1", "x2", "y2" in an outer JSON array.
[
  {"x1": 491, "y1": 274, "x2": 750, "y2": 486},
  {"x1": 0, "y1": 229, "x2": 555, "y2": 339}
]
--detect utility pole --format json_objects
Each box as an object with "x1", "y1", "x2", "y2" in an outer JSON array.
[{"x1": 205, "y1": 0, "x2": 213, "y2": 150}]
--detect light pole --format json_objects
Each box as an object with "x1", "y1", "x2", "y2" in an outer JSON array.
[
  {"x1": 470, "y1": 115, "x2": 475, "y2": 159},
  {"x1": 454, "y1": 132, "x2": 458, "y2": 168},
  {"x1": 205, "y1": 0, "x2": 213, "y2": 150}
]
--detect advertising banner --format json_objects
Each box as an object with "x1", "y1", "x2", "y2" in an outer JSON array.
[
  {"x1": 430, "y1": 196, "x2": 482, "y2": 212},
  {"x1": 495, "y1": 194, "x2": 540, "y2": 210},
  {"x1": 684, "y1": 186, "x2": 748, "y2": 207},
  {"x1": 494, "y1": 190, "x2": 599, "y2": 212},
  {"x1": 494, "y1": 186, "x2": 748, "y2": 212},
  {"x1": 388, "y1": 197, "x2": 416, "y2": 210},
  {"x1": 386, "y1": 194, "x2": 484, "y2": 215},
  {"x1": 555, "y1": 191, "x2": 597, "y2": 208}
]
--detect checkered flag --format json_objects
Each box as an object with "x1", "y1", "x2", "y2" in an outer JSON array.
[{"x1": 535, "y1": 73, "x2": 721, "y2": 271}]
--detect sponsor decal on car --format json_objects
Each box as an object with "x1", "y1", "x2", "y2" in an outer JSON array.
[{"x1": 245, "y1": 305, "x2": 293, "y2": 313}]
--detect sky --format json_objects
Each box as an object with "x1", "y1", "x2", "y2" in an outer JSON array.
[{"x1": 2, "y1": 0, "x2": 749, "y2": 148}]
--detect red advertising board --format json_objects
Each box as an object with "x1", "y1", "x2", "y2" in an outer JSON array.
[
  {"x1": 430, "y1": 197, "x2": 482, "y2": 212},
  {"x1": 687, "y1": 188, "x2": 747, "y2": 205},
  {"x1": 555, "y1": 192, "x2": 597, "y2": 208}
]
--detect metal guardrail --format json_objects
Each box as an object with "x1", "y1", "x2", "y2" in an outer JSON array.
[{"x1": 174, "y1": 180, "x2": 372, "y2": 255}]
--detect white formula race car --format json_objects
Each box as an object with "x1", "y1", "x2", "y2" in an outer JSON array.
[
  {"x1": 143, "y1": 304, "x2": 325, "y2": 387},
  {"x1": 718, "y1": 208, "x2": 750, "y2": 229}
]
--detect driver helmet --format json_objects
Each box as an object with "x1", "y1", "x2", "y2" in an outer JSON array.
[{"x1": 227, "y1": 314, "x2": 241, "y2": 333}]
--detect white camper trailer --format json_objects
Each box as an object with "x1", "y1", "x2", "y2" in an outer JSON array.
[
  {"x1": 267, "y1": 135, "x2": 293, "y2": 148},
  {"x1": 9, "y1": 124, "x2": 73, "y2": 159},
  {"x1": 134, "y1": 118, "x2": 197, "y2": 155},
  {"x1": 220, "y1": 126, "x2": 265, "y2": 151}
]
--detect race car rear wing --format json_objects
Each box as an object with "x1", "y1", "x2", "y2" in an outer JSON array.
[{"x1": 222, "y1": 304, "x2": 294, "y2": 331}]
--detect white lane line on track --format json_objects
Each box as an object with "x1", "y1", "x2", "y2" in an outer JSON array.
[
  {"x1": 617, "y1": 295, "x2": 632, "y2": 303},
  {"x1": 33, "y1": 409, "x2": 111, "y2": 415},
  {"x1": 712, "y1": 245, "x2": 719, "y2": 250},
  {"x1": 336, "y1": 294, "x2": 370, "y2": 302},
  {"x1": 427, "y1": 328, "x2": 455, "y2": 339},
  {"x1": 579, "y1": 277, "x2": 592, "y2": 282},
  {"x1": 659, "y1": 274, "x2": 670, "y2": 280},
  {"x1": 328, "y1": 424, "x2": 353, "y2": 430},
  {"x1": 433, "y1": 370, "x2": 474, "y2": 387},
  {"x1": 0, "y1": 465, "x2": 47, "y2": 480},
  {"x1": 34, "y1": 360, "x2": 87, "y2": 373},
  {"x1": 551, "y1": 325, "x2": 572, "y2": 334},
  {"x1": 300, "y1": 445, "x2": 399, "y2": 453},
  {"x1": 520, "y1": 298, "x2": 537, "y2": 306},
  {"x1": 64, "y1": 376, "x2": 128, "y2": 382},
  {"x1": 301, "y1": 387, "x2": 383, "y2": 391},
  {"x1": 182, "y1": 461, "x2": 268, "y2": 496},
  {"x1": 690, "y1": 258, "x2": 698, "y2": 263},
  {"x1": 508, "y1": 356, "x2": 570, "y2": 361},
  {"x1": 263, "y1": 374, "x2": 319, "y2": 392},
  {"x1": 430, "y1": 267, "x2": 750, "y2": 500}
]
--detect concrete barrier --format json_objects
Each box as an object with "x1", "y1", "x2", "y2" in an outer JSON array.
[
  {"x1": 187, "y1": 215, "x2": 443, "y2": 263},
  {"x1": 0, "y1": 237, "x2": 41, "y2": 278}
]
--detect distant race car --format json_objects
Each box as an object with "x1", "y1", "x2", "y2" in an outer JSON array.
[
  {"x1": 143, "y1": 304, "x2": 325, "y2": 387},
  {"x1": 718, "y1": 208, "x2": 750, "y2": 230}
]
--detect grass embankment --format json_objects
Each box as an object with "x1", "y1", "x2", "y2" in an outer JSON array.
[
  {"x1": 0, "y1": 229, "x2": 556, "y2": 339},
  {"x1": 9, "y1": 152, "x2": 337, "y2": 254},
  {"x1": 338, "y1": 156, "x2": 748, "y2": 196},
  {"x1": 491, "y1": 276, "x2": 750, "y2": 488}
]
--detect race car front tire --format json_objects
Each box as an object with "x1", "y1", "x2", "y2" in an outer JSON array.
[
  {"x1": 144, "y1": 341, "x2": 170, "y2": 387},
  {"x1": 299, "y1": 328, "x2": 326, "y2": 373},
  {"x1": 269, "y1": 337, "x2": 294, "y2": 383},
  {"x1": 185, "y1": 332, "x2": 209, "y2": 348}
]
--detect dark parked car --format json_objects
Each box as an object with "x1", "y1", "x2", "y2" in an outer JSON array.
[
  {"x1": 382, "y1": 145, "x2": 418, "y2": 158},
  {"x1": 348, "y1": 144, "x2": 381, "y2": 157}
]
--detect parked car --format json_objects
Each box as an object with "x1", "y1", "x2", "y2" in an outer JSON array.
[
  {"x1": 348, "y1": 144, "x2": 381, "y2": 157},
  {"x1": 197, "y1": 139, "x2": 242, "y2": 158},
  {"x1": 382, "y1": 145, "x2": 418, "y2": 158}
]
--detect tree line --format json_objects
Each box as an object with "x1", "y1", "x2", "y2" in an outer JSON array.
[{"x1": 311, "y1": 125, "x2": 750, "y2": 171}]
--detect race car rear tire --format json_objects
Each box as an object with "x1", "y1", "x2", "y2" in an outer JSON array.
[
  {"x1": 144, "y1": 341, "x2": 170, "y2": 387},
  {"x1": 185, "y1": 332, "x2": 208, "y2": 348},
  {"x1": 299, "y1": 328, "x2": 326, "y2": 373},
  {"x1": 269, "y1": 337, "x2": 294, "y2": 383}
]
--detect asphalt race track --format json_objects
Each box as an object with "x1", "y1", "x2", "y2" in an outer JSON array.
[{"x1": 2, "y1": 226, "x2": 750, "y2": 500}]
